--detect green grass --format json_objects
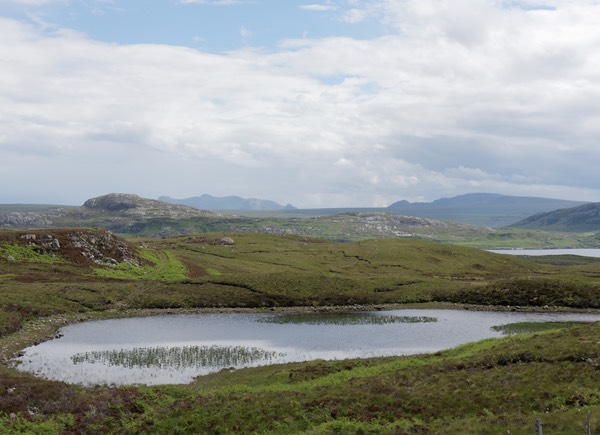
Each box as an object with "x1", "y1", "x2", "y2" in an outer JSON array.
[
  {"x1": 2, "y1": 231, "x2": 600, "y2": 432},
  {"x1": 93, "y1": 249, "x2": 188, "y2": 281},
  {"x1": 0, "y1": 243, "x2": 61, "y2": 264},
  {"x1": 206, "y1": 267, "x2": 222, "y2": 276},
  {"x1": 2, "y1": 231, "x2": 599, "y2": 340}
]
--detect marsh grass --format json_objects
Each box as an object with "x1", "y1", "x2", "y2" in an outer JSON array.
[
  {"x1": 71, "y1": 345, "x2": 283, "y2": 369},
  {"x1": 491, "y1": 321, "x2": 584, "y2": 335},
  {"x1": 257, "y1": 313, "x2": 437, "y2": 325}
]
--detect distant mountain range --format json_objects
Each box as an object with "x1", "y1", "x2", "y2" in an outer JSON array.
[
  {"x1": 385, "y1": 193, "x2": 587, "y2": 227},
  {"x1": 509, "y1": 202, "x2": 600, "y2": 232},
  {"x1": 273, "y1": 193, "x2": 587, "y2": 228},
  {"x1": 1, "y1": 192, "x2": 599, "y2": 246},
  {"x1": 159, "y1": 194, "x2": 296, "y2": 211},
  {"x1": 0, "y1": 193, "x2": 600, "y2": 239}
]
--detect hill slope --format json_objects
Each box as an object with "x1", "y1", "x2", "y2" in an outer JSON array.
[{"x1": 510, "y1": 202, "x2": 600, "y2": 232}]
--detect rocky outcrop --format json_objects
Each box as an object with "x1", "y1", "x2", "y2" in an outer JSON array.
[
  {"x1": 1, "y1": 229, "x2": 142, "y2": 267},
  {"x1": 83, "y1": 193, "x2": 142, "y2": 211},
  {"x1": 0, "y1": 193, "x2": 222, "y2": 235},
  {"x1": 0, "y1": 212, "x2": 53, "y2": 228}
]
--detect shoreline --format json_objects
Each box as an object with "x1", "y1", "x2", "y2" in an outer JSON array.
[{"x1": 3, "y1": 302, "x2": 600, "y2": 367}]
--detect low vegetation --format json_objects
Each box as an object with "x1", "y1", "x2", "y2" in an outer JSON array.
[
  {"x1": 1, "y1": 322, "x2": 598, "y2": 433},
  {"x1": 0, "y1": 228, "x2": 599, "y2": 433}
]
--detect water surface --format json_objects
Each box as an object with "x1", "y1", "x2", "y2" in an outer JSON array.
[
  {"x1": 488, "y1": 248, "x2": 600, "y2": 257},
  {"x1": 16, "y1": 310, "x2": 600, "y2": 385}
]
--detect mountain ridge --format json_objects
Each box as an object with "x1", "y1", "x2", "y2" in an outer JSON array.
[
  {"x1": 384, "y1": 193, "x2": 587, "y2": 227},
  {"x1": 509, "y1": 202, "x2": 600, "y2": 232},
  {"x1": 159, "y1": 194, "x2": 296, "y2": 211}
]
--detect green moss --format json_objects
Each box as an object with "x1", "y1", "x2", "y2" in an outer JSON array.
[
  {"x1": 0, "y1": 243, "x2": 61, "y2": 264},
  {"x1": 206, "y1": 268, "x2": 222, "y2": 276}
]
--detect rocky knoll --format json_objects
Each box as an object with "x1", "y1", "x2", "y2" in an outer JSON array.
[
  {"x1": 0, "y1": 193, "x2": 222, "y2": 234},
  {"x1": 82, "y1": 193, "x2": 220, "y2": 218},
  {"x1": 0, "y1": 228, "x2": 142, "y2": 267}
]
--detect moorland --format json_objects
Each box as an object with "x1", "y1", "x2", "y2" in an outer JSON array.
[{"x1": 0, "y1": 225, "x2": 599, "y2": 433}]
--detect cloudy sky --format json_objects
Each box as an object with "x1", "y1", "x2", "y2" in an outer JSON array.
[{"x1": 1, "y1": 0, "x2": 600, "y2": 207}]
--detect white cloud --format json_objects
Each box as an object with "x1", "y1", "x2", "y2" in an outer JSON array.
[
  {"x1": 239, "y1": 25, "x2": 252, "y2": 44},
  {"x1": 300, "y1": 4, "x2": 337, "y2": 12},
  {"x1": 3, "y1": 0, "x2": 600, "y2": 206},
  {"x1": 178, "y1": 0, "x2": 249, "y2": 5}
]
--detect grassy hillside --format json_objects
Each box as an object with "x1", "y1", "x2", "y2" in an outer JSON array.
[
  {"x1": 510, "y1": 202, "x2": 600, "y2": 232},
  {"x1": 2, "y1": 229, "x2": 600, "y2": 338},
  {"x1": 1, "y1": 229, "x2": 600, "y2": 433}
]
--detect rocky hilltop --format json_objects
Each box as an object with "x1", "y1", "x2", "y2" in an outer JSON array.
[
  {"x1": 82, "y1": 193, "x2": 220, "y2": 218},
  {"x1": 0, "y1": 193, "x2": 221, "y2": 234}
]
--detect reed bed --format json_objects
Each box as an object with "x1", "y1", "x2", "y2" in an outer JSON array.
[
  {"x1": 257, "y1": 313, "x2": 437, "y2": 325},
  {"x1": 490, "y1": 321, "x2": 584, "y2": 335},
  {"x1": 71, "y1": 345, "x2": 283, "y2": 369}
]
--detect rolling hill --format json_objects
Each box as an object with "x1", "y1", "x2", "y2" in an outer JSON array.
[{"x1": 510, "y1": 202, "x2": 600, "y2": 232}]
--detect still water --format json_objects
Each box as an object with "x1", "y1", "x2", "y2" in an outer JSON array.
[
  {"x1": 488, "y1": 248, "x2": 600, "y2": 257},
  {"x1": 16, "y1": 310, "x2": 600, "y2": 386}
]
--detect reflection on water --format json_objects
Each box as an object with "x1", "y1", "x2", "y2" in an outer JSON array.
[{"x1": 15, "y1": 309, "x2": 600, "y2": 386}]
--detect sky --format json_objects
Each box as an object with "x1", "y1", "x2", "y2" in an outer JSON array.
[{"x1": 1, "y1": 0, "x2": 600, "y2": 208}]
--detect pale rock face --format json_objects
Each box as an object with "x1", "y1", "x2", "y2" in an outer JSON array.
[{"x1": 213, "y1": 236, "x2": 235, "y2": 246}]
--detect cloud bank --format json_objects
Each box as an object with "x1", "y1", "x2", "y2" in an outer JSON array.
[{"x1": 1, "y1": 0, "x2": 600, "y2": 206}]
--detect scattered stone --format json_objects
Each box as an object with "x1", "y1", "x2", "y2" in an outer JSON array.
[{"x1": 213, "y1": 236, "x2": 235, "y2": 246}]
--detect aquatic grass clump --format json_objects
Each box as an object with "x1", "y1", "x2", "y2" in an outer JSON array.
[
  {"x1": 491, "y1": 321, "x2": 584, "y2": 335},
  {"x1": 258, "y1": 313, "x2": 437, "y2": 325},
  {"x1": 71, "y1": 345, "x2": 283, "y2": 369}
]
